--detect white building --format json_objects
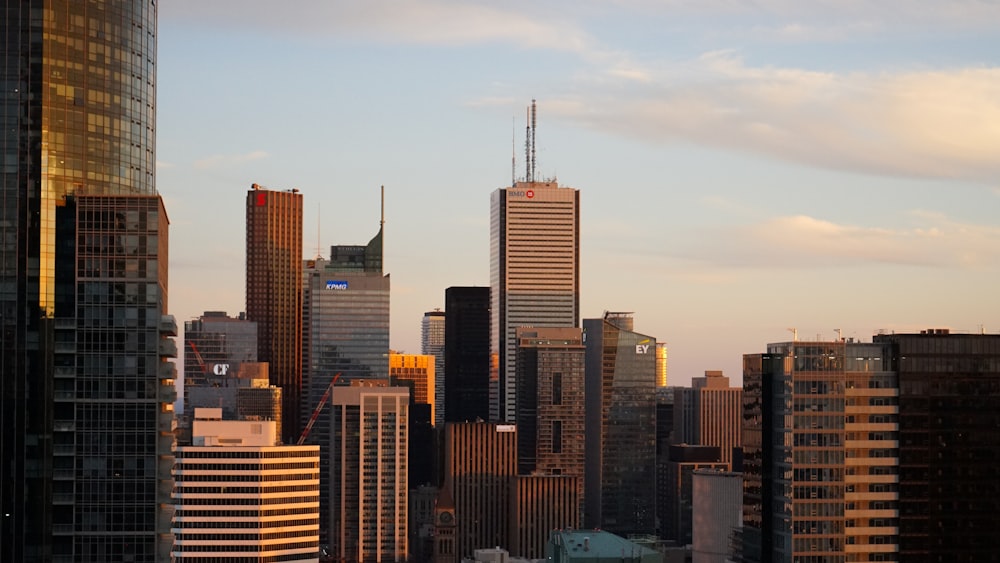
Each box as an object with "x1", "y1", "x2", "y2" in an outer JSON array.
[{"x1": 171, "y1": 408, "x2": 320, "y2": 562}]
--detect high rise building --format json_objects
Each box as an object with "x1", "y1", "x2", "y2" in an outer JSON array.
[
  {"x1": 171, "y1": 409, "x2": 320, "y2": 562},
  {"x1": 873, "y1": 330, "x2": 1000, "y2": 563},
  {"x1": 583, "y1": 312, "x2": 658, "y2": 536},
  {"x1": 656, "y1": 343, "x2": 669, "y2": 387},
  {"x1": 743, "y1": 339, "x2": 898, "y2": 562},
  {"x1": 509, "y1": 475, "x2": 580, "y2": 559},
  {"x1": 1, "y1": 3, "x2": 167, "y2": 561},
  {"x1": 490, "y1": 107, "x2": 580, "y2": 422},
  {"x1": 422, "y1": 310, "x2": 446, "y2": 426},
  {"x1": 246, "y1": 184, "x2": 303, "y2": 443},
  {"x1": 444, "y1": 287, "x2": 491, "y2": 423},
  {"x1": 514, "y1": 327, "x2": 586, "y2": 521},
  {"x1": 390, "y1": 352, "x2": 435, "y2": 423},
  {"x1": 674, "y1": 371, "x2": 742, "y2": 465},
  {"x1": 328, "y1": 383, "x2": 409, "y2": 562},
  {"x1": 182, "y1": 311, "x2": 257, "y2": 392},
  {"x1": 390, "y1": 352, "x2": 437, "y2": 488},
  {"x1": 442, "y1": 422, "x2": 517, "y2": 559}
]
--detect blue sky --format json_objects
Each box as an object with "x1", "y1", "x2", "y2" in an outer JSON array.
[{"x1": 157, "y1": 1, "x2": 1000, "y2": 386}]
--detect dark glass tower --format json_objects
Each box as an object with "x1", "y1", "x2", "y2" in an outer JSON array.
[
  {"x1": 1, "y1": 2, "x2": 169, "y2": 561},
  {"x1": 245, "y1": 184, "x2": 303, "y2": 443},
  {"x1": 874, "y1": 330, "x2": 1000, "y2": 563},
  {"x1": 583, "y1": 312, "x2": 657, "y2": 536},
  {"x1": 444, "y1": 286, "x2": 490, "y2": 423}
]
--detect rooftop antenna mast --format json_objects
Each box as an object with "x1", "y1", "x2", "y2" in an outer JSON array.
[
  {"x1": 530, "y1": 99, "x2": 537, "y2": 182},
  {"x1": 511, "y1": 116, "x2": 516, "y2": 186},
  {"x1": 525, "y1": 104, "x2": 532, "y2": 182},
  {"x1": 315, "y1": 203, "x2": 322, "y2": 260}
]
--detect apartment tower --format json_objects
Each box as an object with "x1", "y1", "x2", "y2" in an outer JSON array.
[
  {"x1": 246, "y1": 184, "x2": 303, "y2": 443},
  {"x1": 490, "y1": 101, "x2": 580, "y2": 422}
]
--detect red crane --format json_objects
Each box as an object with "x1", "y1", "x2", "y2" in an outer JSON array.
[
  {"x1": 187, "y1": 341, "x2": 209, "y2": 375},
  {"x1": 297, "y1": 373, "x2": 342, "y2": 445}
]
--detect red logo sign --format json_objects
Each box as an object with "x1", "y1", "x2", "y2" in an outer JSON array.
[
  {"x1": 526, "y1": 190, "x2": 534, "y2": 198},
  {"x1": 256, "y1": 192, "x2": 267, "y2": 206}
]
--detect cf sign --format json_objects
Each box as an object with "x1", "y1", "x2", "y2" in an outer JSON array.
[{"x1": 212, "y1": 363, "x2": 230, "y2": 376}]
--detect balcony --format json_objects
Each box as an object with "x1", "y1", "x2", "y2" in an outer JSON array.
[
  {"x1": 160, "y1": 315, "x2": 178, "y2": 336},
  {"x1": 158, "y1": 339, "x2": 178, "y2": 359}
]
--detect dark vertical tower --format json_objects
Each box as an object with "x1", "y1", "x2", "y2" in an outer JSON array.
[
  {"x1": 444, "y1": 287, "x2": 490, "y2": 423},
  {"x1": 1, "y1": 2, "x2": 165, "y2": 561},
  {"x1": 245, "y1": 184, "x2": 303, "y2": 443},
  {"x1": 874, "y1": 330, "x2": 1000, "y2": 563},
  {"x1": 583, "y1": 312, "x2": 657, "y2": 536}
]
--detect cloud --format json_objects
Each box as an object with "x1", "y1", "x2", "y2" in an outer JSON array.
[
  {"x1": 194, "y1": 150, "x2": 269, "y2": 170},
  {"x1": 550, "y1": 53, "x2": 1000, "y2": 184},
  {"x1": 673, "y1": 212, "x2": 1000, "y2": 270}
]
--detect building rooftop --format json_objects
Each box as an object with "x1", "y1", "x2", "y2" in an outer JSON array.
[{"x1": 547, "y1": 530, "x2": 662, "y2": 563}]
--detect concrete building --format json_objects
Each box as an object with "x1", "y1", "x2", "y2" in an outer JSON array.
[
  {"x1": 328, "y1": 383, "x2": 409, "y2": 562},
  {"x1": 546, "y1": 529, "x2": 663, "y2": 563},
  {"x1": 444, "y1": 287, "x2": 491, "y2": 423},
  {"x1": 422, "y1": 310, "x2": 447, "y2": 426},
  {"x1": 509, "y1": 475, "x2": 580, "y2": 559},
  {"x1": 674, "y1": 371, "x2": 742, "y2": 465},
  {"x1": 171, "y1": 409, "x2": 320, "y2": 562},
  {"x1": 442, "y1": 422, "x2": 517, "y2": 559},
  {"x1": 246, "y1": 184, "x2": 303, "y2": 443},
  {"x1": 514, "y1": 327, "x2": 586, "y2": 521},
  {"x1": 584, "y1": 313, "x2": 658, "y2": 536},
  {"x1": 662, "y1": 445, "x2": 728, "y2": 546},
  {"x1": 692, "y1": 470, "x2": 742, "y2": 563},
  {"x1": 0, "y1": 3, "x2": 171, "y2": 561},
  {"x1": 490, "y1": 128, "x2": 580, "y2": 422}
]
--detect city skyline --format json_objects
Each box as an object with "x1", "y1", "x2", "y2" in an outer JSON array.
[{"x1": 156, "y1": 2, "x2": 1000, "y2": 385}]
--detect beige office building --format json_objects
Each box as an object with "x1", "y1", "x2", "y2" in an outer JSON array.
[
  {"x1": 491, "y1": 181, "x2": 580, "y2": 422},
  {"x1": 171, "y1": 409, "x2": 320, "y2": 562},
  {"x1": 674, "y1": 371, "x2": 742, "y2": 465}
]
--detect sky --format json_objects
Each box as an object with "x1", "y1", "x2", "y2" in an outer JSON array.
[{"x1": 157, "y1": 1, "x2": 1000, "y2": 387}]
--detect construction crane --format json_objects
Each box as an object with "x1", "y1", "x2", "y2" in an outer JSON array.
[{"x1": 297, "y1": 373, "x2": 342, "y2": 445}]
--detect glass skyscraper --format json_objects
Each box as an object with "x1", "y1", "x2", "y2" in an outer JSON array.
[{"x1": 1, "y1": 3, "x2": 173, "y2": 561}]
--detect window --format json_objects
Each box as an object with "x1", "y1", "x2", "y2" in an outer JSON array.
[
  {"x1": 552, "y1": 373, "x2": 562, "y2": 405},
  {"x1": 551, "y1": 420, "x2": 562, "y2": 453}
]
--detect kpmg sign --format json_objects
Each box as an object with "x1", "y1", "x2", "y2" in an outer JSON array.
[{"x1": 326, "y1": 280, "x2": 349, "y2": 290}]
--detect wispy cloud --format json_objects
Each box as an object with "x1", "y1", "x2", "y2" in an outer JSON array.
[
  {"x1": 550, "y1": 53, "x2": 1000, "y2": 184},
  {"x1": 194, "y1": 150, "x2": 269, "y2": 170},
  {"x1": 674, "y1": 212, "x2": 1000, "y2": 269}
]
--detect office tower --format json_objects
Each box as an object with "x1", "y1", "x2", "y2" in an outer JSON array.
[
  {"x1": 514, "y1": 327, "x2": 586, "y2": 520},
  {"x1": 873, "y1": 330, "x2": 1000, "y2": 563},
  {"x1": 490, "y1": 106, "x2": 580, "y2": 422},
  {"x1": 442, "y1": 422, "x2": 517, "y2": 559},
  {"x1": 743, "y1": 339, "x2": 899, "y2": 562},
  {"x1": 444, "y1": 287, "x2": 491, "y2": 422},
  {"x1": 655, "y1": 387, "x2": 677, "y2": 540},
  {"x1": 656, "y1": 343, "x2": 669, "y2": 387},
  {"x1": 328, "y1": 383, "x2": 409, "y2": 562},
  {"x1": 182, "y1": 311, "x2": 257, "y2": 391},
  {"x1": 674, "y1": 371, "x2": 743, "y2": 465},
  {"x1": 692, "y1": 470, "x2": 743, "y2": 563},
  {"x1": 509, "y1": 475, "x2": 580, "y2": 559},
  {"x1": 390, "y1": 352, "x2": 436, "y2": 488},
  {"x1": 583, "y1": 312, "x2": 658, "y2": 535},
  {"x1": 172, "y1": 409, "x2": 320, "y2": 562},
  {"x1": 1, "y1": 3, "x2": 166, "y2": 561},
  {"x1": 422, "y1": 310, "x2": 446, "y2": 426},
  {"x1": 246, "y1": 184, "x2": 303, "y2": 443},
  {"x1": 662, "y1": 445, "x2": 728, "y2": 545}
]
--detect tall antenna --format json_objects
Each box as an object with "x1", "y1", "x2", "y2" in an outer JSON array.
[
  {"x1": 511, "y1": 116, "x2": 516, "y2": 186},
  {"x1": 525, "y1": 104, "x2": 531, "y2": 182},
  {"x1": 530, "y1": 98, "x2": 537, "y2": 182},
  {"x1": 315, "y1": 203, "x2": 322, "y2": 259}
]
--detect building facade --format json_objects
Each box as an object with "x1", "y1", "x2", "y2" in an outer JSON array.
[
  {"x1": 490, "y1": 181, "x2": 579, "y2": 422},
  {"x1": 444, "y1": 287, "x2": 491, "y2": 423},
  {"x1": 182, "y1": 311, "x2": 257, "y2": 397},
  {"x1": 514, "y1": 327, "x2": 586, "y2": 521},
  {"x1": 172, "y1": 410, "x2": 320, "y2": 562},
  {"x1": 509, "y1": 475, "x2": 580, "y2": 559},
  {"x1": 246, "y1": 184, "x2": 303, "y2": 443},
  {"x1": 583, "y1": 313, "x2": 658, "y2": 536},
  {"x1": 389, "y1": 352, "x2": 436, "y2": 488},
  {"x1": 692, "y1": 470, "x2": 743, "y2": 563},
  {"x1": 328, "y1": 384, "x2": 409, "y2": 562},
  {"x1": 421, "y1": 310, "x2": 446, "y2": 426},
  {"x1": 443, "y1": 422, "x2": 517, "y2": 559},
  {"x1": 674, "y1": 371, "x2": 743, "y2": 465},
  {"x1": 662, "y1": 445, "x2": 727, "y2": 545},
  {"x1": 1, "y1": 3, "x2": 167, "y2": 561}
]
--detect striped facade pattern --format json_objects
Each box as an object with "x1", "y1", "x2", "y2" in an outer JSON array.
[{"x1": 509, "y1": 475, "x2": 580, "y2": 559}]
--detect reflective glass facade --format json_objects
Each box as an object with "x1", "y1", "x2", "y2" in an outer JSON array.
[
  {"x1": 0, "y1": 2, "x2": 163, "y2": 560},
  {"x1": 583, "y1": 313, "x2": 657, "y2": 536},
  {"x1": 444, "y1": 286, "x2": 490, "y2": 423},
  {"x1": 245, "y1": 185, "x2": 303, "y2": 443}
]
